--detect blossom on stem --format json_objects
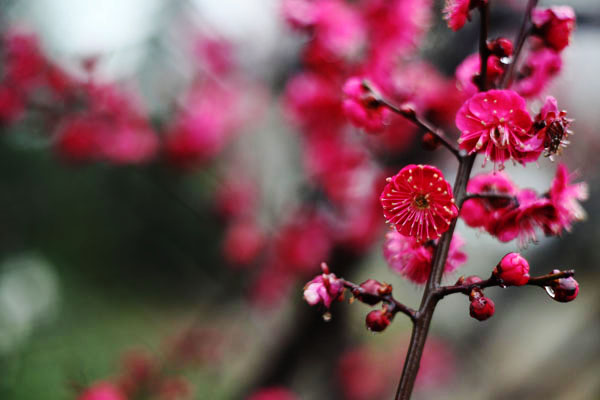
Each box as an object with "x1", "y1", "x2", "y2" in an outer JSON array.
[
  {"x1": 365, "y1": 309, "x2": 392, "y2": 332},
  {"x1": 461, "y1": 171, "x2": 518, "y2": 228},
  {"x1": 531, "y1": 96, "x2": 573, "y2": 159},
  {"x1": 443, "y1": 0, "x2": 478, "y2": 32},
  {"x1": 342, "y1": 77, "x2": 390, "y2": 133},
  {"x1": 303, "y1": 263, "x2": 344, "y2": 308},
  {"x1": 514, "y1": 48, "x2": 562, "y2": 98},
  {"x1": 456, "y1": 53, "x2": 506, "y2": 96},
  {"x1": 469, "y1": 296, "x2": 495, "y2": 321},
  {"x1": 383, "y1": 231, "x2": 467, "y2": 284},
  {"x1": 546, "y1": 269, "x2": 579, "y2": 303},
  {"x1": 486, "y1": 188, "x2": 555, "y2": 245},
  {"x1": 545, "y1": 163, "x2": 588, "y2": 235},
  {"x1": 494, "y1": 253, "x2": 530, "y2": 286},
  {"x1": 380, "y1": 164, "x2": 458, "y2": 243},
  {"x1": 456, "y1": 89, "x2": 541, "y2": 168},
  {"x1": 531, "y1": 6, "x2": 576, "y2": 52}
]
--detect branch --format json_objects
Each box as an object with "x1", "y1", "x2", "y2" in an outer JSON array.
[
  {"x1": 435, "y1": 269, "x2": 575, "y2": 298},
  {"x1": 500, "y1": 0, "x2": 539, "y2": 88},
  {"x1": 477, "y1": 2, "x2": 491, "y2": 92},
  {"x1": 394, "y1": 4, "x2": 489, "y2": 399},
  {"x1": 379, "y1": 98, "x2": 461, "y2": 159},
  {"x1": 464, "y1": 192, "x2": 519, "y2": 206},
  {"x1": 341, "y1": 280, "x2": 417, "y2": 322}
]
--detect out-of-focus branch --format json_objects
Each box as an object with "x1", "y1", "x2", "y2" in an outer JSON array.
[
  {"x1": 379, "y1": 98, "x2": 461, "y2": 159},
  {"x1": 500, "y1": 0, "x2": 539, "y2": 88}
]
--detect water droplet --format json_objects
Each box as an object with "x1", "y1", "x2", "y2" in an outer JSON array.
[
  {"x1": 499, "y1": 283, "x2": 507, "y2": 289},
  {"x1": 545, "y1": 286, "x2": 556, "y2": 299},
  {"x1": 322, "y1": 312, "x2": 332, "y2": 322}
]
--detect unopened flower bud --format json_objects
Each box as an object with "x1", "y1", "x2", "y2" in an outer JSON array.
[
  {"x1": 546, "y1": 270, "x2": 579, "y2": 302},
  {"x1": 494, "y1": 253, "x2": 530, "y2": 286},
  {"x1": 464, "y1": 275, "x2": 483, "y2": 285},
  {"x1": 487, "y1": 37, "x2": 513, "y2": 58},
  {"x1": 398, "y1": 103, "x2": 416, "y2": 119},
  {"x1": 357, "y1": 279, "x2": 391, "y2": 305},
  {"x1": 365, "y1": 309, "x2": 392, "y2": 332},
  {"x1": 469, "y1": 297, "x2": 495, "y2": 321},
  {"x1": 469, "y1": 287, "x2": 484, "y2": 301},
  {"x1": 422, "y1": 132, "x2": 441, "y2": 151}
]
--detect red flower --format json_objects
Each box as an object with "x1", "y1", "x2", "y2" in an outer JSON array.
[
  {"x1": 460, "y1": 171, "x2": 518, "y2": 228},
  {"x1": 380, "y1": 164, "x2": 457, "y2": 242},
  {"x1": 365, "y1": 309, "x2": 392, "y2": 332},
  {"x1": 443, "y1": 0, "x2": 474, "y2": 32},
  {"x1": 532, "y1": 6, "x2": 576, "y2": 52},
  {"x1": 494, "y1": 252, "x2": 530, "y2": 286},
  {"x1": 514, "y1": 48, "x2": 562, "y2": 98},
  {"x1": 532, "y1": 96, "x2": 573, "y2": 159},
  {"x1": 383, "y1": 231, "x2": 467, "y2": 284},
  {"x1": 342, "y1": 77, "x2": 390, "y2": 133},
  {"x1": 545, "y1": 163, "x2": 588, "y2": 235},
  {"x1": 456, "y1": 89, "x2": 540, "y2": 168},
  {"x1": 303, "y1": 264, "x2": 344, "y2": 308},
  {"x1": 222, "y1": 219, "x2": 265, "y2": 267},
  {"x1": 470, "y1": 296, "x2": 495, "y2": 321}
]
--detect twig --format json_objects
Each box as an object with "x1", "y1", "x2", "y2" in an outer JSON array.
[
  {"x1": 342, "y1": 280, "x2": 417, "y2": 322},
  {"x1": 379, "y1": 98, "x2": 461, "y2": 159},
  {"x1": 464, "y1": 192, "x2": 519, "y2": 206},
  {"x1": 435, "y1": 269, "x2": 575, "y2": 298},
  {"x1": 477, "y1": 2, "x2": 491, "y2": 92},
  {"x1": 500, "y1": 0, "x2": 539, "y2": 88}
]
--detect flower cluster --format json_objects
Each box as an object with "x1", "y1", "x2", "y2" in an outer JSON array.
[
  {"x1": 75, "y1": 326, "x2": 226, "y2": 400},
  {"x1": 461, "y1": 164, "x2": 587, "y2": 245},
  {"x1": 0, "y1": 29, "x2": 260, "y2": 167}
]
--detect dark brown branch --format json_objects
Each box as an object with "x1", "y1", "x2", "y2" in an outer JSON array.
[
  {"x1": 341, "y1": 280, "x2": 417, "y2": 322},
  {"x1": 500, "y1": 0, "x2": 539, "y2": 88},
  {"x1": 435, "y1": 269, "x2": 575, "y2": 298},
  {"x1": 379, "y1": 98, "x2": 461, "y2": 159},
  {"x1": 477, "y1": 2, "x2": 491, "y2": 92},
  {"x1": 395, "y1": 4, "x2": 490, "y2": 399},
  {"x1": 465, "y1": 192, "x2": 519, "y2": 206}
]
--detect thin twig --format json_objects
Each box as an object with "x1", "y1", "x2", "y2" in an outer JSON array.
[
  {"x1": 500, "y1": 0, "x2": 539, "y2": 88},
  {"x1": 464, "y1": 191, "x2": 519, "y2": 206},
  {"x1": 342, "y1": 280, "x2": 418, "y2": 322},
  {"x1": 379, "y1": 98, "x2": 461, "y2": 159},
  {"x1": 435, "y1": 269, "x2": 575, "y2": 298}
]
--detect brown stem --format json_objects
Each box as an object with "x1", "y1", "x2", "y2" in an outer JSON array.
[
  {"x1": 342, "y1": 280, "x2": 417, "y2": 322},
  {"x1": 464, "y1": 191, "x2": 519, "y2": 206},
  {"x1": 394, "y1": 153, "x2": 476, "y2": 400},
  {"x1": 394, "y1": 3, "x2": 490, "y2": 398},
  {"x1": 436, "y1": 269, "x2": 575, "y2": 298},
  {"x1": 379, "y1": 98, "x2": 461, "y2": 159},
  {"x1": 500, "y1": 0, "x2": 539, "y2": 88}
]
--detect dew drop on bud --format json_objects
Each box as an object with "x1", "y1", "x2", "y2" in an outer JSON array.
[
  {"x1": 545, "y1": 286, "x2": 556, "y2": 299},
  {"x1": 322, "y1": 312, "x2": 332, "y2": 322}
]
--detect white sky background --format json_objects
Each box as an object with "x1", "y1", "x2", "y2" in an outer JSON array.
[{"x1": 15, "y1": 0, "x2": 283, "y2": 79}]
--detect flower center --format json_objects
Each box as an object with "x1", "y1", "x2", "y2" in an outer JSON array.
[{"x1": 413, "y1": 194, "x2": 430, "y2": 210}]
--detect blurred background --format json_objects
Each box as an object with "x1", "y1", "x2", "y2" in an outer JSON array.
[{"x1": 0, "y1": 0, "x2": 599, "y2": 399}]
